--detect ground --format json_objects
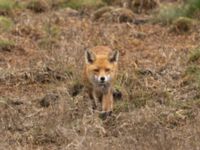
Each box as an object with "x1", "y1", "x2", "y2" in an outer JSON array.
[{"x1": 0, "y1": 0, "x2": 200, "y2": 150}]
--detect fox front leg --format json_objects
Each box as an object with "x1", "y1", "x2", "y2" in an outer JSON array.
[
  {"x1": 89, "y1": 90, "x2": 101, "y2": 111},
  {"x1": 102, "y1": 91, "x2": 113, "y2": 114}
]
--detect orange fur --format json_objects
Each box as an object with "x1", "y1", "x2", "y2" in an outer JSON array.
[{"x1": 83, "y1": 46, "x2": 119, "y2": 113}]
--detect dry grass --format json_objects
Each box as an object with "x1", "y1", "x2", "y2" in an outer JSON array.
[
  {"x1": 92, "y1": 6, "x2": 135, "y2": 23},
  {"x1": 102, "y1": 0, "x2": 159, "y2": 13},
  {"x1": 0, "y1": 0, "x2": 200, "y2": 150}
]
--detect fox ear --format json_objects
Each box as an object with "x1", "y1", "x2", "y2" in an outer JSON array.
[
  {"x1": 85, "y1": 49, "x2": 96, "y2": 64},
  {"x1": 109, "y1": 50, "x2": 119, "y2": 63}
]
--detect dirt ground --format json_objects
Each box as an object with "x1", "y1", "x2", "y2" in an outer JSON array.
[{"x1": 0, "y1": 1, "x2": 200, "y2": 150}]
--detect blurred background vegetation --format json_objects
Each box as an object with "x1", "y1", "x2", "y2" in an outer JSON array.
[
  {"x1": 0, "y1": 0, "x2": 200, "y2": 149},
  {"x1": 0, "y1": 0, "x2": 199, "y2": 22}
]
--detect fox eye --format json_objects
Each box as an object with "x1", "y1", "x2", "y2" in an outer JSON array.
[
  {"x1": 105, "y1": 68, "x2": 111, "y2": 72},
  {"x1": 93, "y1": 69, "x2": 99, "y2": 72}
]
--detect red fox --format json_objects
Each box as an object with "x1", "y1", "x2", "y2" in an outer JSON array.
[{"x1": 83, "y1": 46, "x2": 119, "y2": 115}]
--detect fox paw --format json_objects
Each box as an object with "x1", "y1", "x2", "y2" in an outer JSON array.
[{"x1": 99, "y1": 111, "x2": 112, "y2": 120}]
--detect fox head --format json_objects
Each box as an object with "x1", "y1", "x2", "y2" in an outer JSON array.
[{"x1": 85, "y1": 49, "x2": 119, "y2": 88}]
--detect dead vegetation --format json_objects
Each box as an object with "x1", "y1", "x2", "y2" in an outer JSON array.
[
  {"x1": 170, "y1": 17, "x2": 195, "y2": 33},
  {"x1": 0, "y1": 0, "x2": 200, "y2": 149},
  {"x1": 0, "y1": 39, "x2": 15, "y2": 51},
  {"x1": 92, "y1": 6, "x2": 135, "y2": 23},
  {"x1": 103, "y1": 0, "x2": 159, "y2": 13},
  {"x1": 27, "y1": 0, "x2": 50, "y2": 13},
  {"x1": 0, "y1": 16, "x2": 13, "y2": 32}
]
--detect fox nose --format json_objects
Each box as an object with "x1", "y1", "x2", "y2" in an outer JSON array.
[{"x1": 100, "y1": 76, "x2": 105, "y2": 82}]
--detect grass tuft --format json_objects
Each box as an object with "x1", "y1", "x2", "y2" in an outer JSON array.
[
  {"x1": 0, "y1": 39, "x2": 15, "y2": 51},
  {"x1": 0, "y1": 16, "x2": 13, "y2": 32},
  {"x1": 187, "y1": 48, "x2": 200, "y2": 88},
  {"x1": 0, "y1": 0, "x2": 15, "y2": 10},
  {"x1": 0, "y1": 0, "x2": 23, "y2": 14},
  {"x1": 38, "y1": 24, "x2": 61, "y2": 50},
  {"x1": 189, "y1": 48, "x2": 200, "y2": 62},
  {"x1": 155, "y1": 0, "x2": 200, "y2": 24},
  {"x1": 59, "y1": 0, "x2": 104, "y2": 9},
  {"x1": 185, "y1": 65, "x2": 200, "y2": 88},
  {"x1": 27, "y1": 0, "x2": 49, "y2": 13}
]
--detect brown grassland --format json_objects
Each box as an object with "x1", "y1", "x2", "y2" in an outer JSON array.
[{"x1": 0, "y1": 0, "x2": 200, "y2": 149}]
